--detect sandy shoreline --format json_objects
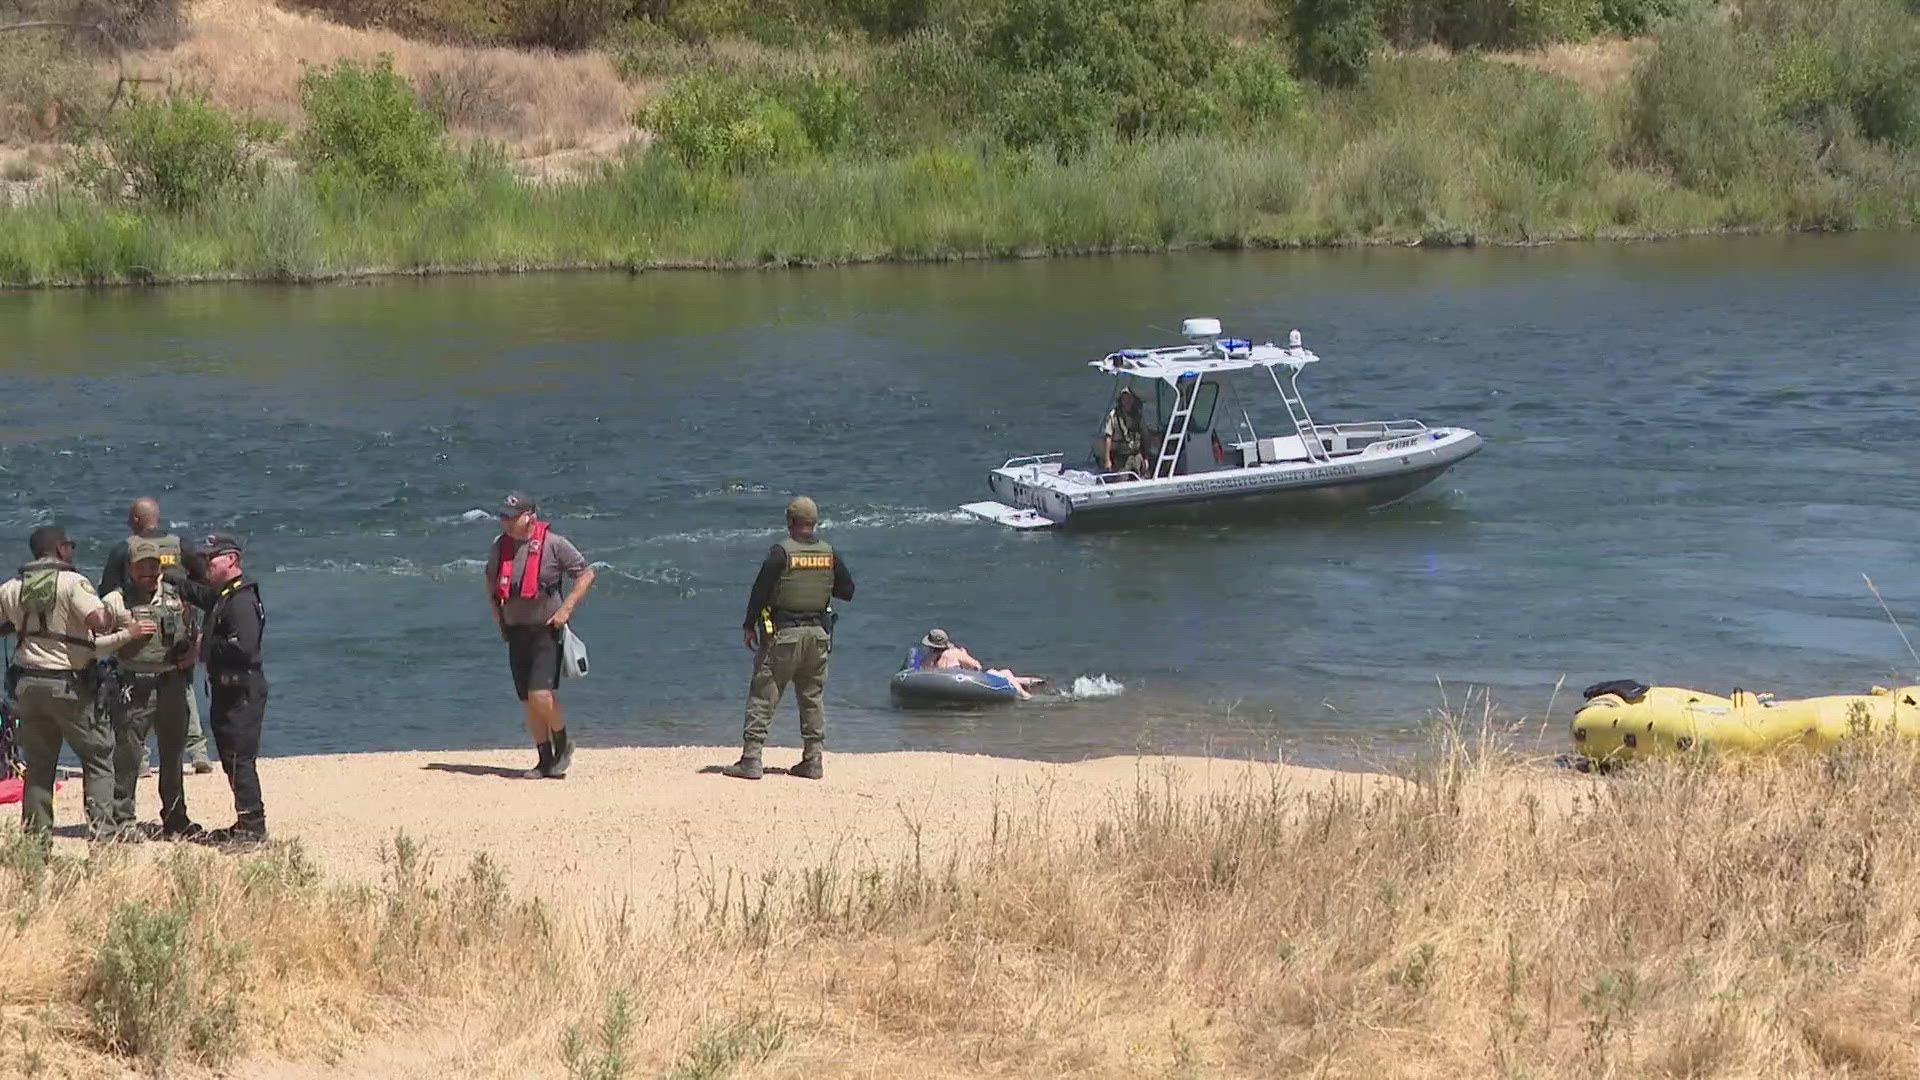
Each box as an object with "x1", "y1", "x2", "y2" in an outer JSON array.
[{"x1": 48, "y1": 745, "x2": 1381, "y2": 917}]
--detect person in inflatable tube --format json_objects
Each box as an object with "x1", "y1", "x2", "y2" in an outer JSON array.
[
  {"x1": 486, "y1": 492, "x2": 595, "y2": 780},
  {"x1": 916, "y1": 628, "x2": 1044, "y2": 700}
]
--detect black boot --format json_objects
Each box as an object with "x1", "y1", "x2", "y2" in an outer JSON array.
[
  {"x1": 722, "y1": 744, "x2": 763, "y2": 780},
  {"x1": 788, "y1": 740, "x2": 823, "y2": 780},
  {"x1": 523, "y1": 741, "x2": 554, "y2": 779},
  {"x1": 548, "y1": 727, "x2": 573, "y2": 779}
]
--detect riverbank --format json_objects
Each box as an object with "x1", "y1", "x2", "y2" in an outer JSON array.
[
  {"x1": 2, "y1": 124, "x2": 1913, "y2": 290},
  {"x1": 4, "y1": 0, "x2": 1917, "y2": 289},
  {"x1": 21, "y1": 733, "x2": 1920, "y2": 1076},
  {"x1": 47, "y1": 745, "x2": 1385, "y2": 918}
]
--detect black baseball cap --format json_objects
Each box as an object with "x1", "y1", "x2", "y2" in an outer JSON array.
[
  {"x1": 200, "y1": 532, "x2": 243, "y2": 557},
  {"x1": 27, "y1": 526, "x2": 71, "y2": 557},
  {"x1": 499, "y1": 492, "x2": 537, "y2": 517}
]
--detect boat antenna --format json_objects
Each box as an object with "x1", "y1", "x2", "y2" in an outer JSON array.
[{"x1": 1864, "y1": 573, "x2": 1920, "y2": 670}]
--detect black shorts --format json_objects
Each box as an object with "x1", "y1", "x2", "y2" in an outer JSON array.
[{"x1": 505, "y1": 625, "x2": 562, "y2": 701}]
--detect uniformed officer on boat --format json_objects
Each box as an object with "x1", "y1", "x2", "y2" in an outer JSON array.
[{"x1": 723, "y1": 497, "x2": 853, "y2": 781}]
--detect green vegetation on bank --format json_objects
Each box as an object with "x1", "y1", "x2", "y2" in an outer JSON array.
[{"x1": 2, "y1": 0, "x2": 1918, "y2": 286}]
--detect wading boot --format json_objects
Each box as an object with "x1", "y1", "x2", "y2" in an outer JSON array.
[
  {"x1": 548, "y1": 727, "x2": 574, "y2": 779},
  {"x1": 523, "y1": 741, "x2": 554, "y2": 780},
  {"x1": 788, "y1": 741, "x2": 823, "y2": 780},
  {"x1": 722, "y1": 745, "x2": 763, "y2": 780}
]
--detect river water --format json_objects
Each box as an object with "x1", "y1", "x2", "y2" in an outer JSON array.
[{"x1": 3, "y1": 234, "x2": 1917, "y2": 766}]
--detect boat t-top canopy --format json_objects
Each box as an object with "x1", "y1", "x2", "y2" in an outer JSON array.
[{"x1": 1091, "y1": 317, "x2": 1319, "y2": 383}]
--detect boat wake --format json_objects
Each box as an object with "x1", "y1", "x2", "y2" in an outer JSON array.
[{"x1": 1064, "y1": 674, "x2": 1125, "y2": 699}]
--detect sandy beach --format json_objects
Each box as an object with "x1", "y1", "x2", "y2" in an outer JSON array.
[{"x1": 49, "y1": 745, "x2": 1383, "y2": 918}]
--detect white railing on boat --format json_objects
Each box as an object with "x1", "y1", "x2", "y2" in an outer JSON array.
[
  {"x1": 1308, "y1": 419, "x2": 1430, "y2": 437},
  {"x1": 1000, "y1": 453, "x2": 1065, "y2": 469}
]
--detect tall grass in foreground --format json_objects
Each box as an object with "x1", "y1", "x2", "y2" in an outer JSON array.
[{"x1": 14, "y1": 718, "x2": 1920, "y2": 1076}]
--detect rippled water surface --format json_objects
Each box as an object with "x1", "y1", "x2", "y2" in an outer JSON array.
[{"x1": 4, "y1": 234, "x2": 1917, "y2": 765}]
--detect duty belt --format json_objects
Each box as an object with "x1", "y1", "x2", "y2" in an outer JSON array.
[
  {"x1": 13, "y1": 665, "x2": 95, "y2": 685},
  {"x1": 770, "y1": 611, "x2": 826, "y2": 629}
]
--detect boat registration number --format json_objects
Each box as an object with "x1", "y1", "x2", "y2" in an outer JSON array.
[
  {"x1": 1174, "y1": 463, "x2": 1360, "y2": 495},
  {"x1": 1376, "y1": 435, "x2": 1426, "y2": 454}
]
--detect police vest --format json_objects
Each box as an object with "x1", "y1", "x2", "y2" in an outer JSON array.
[
  {"x1": 771, "y1": 538, "x2": 834, "y2": 616},
  {"x1": 1109, "y1": 410, "x2": 1144, "y2": 456},
  {"x1": 131, "y1": 532, "x2": 184, "y2": 571},
  {"x1": 116, "y1": 579, "x2": 193, "y2": 675}
]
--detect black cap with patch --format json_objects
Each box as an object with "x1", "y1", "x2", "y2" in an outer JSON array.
[
  {"x1": 500, "y1": 491, "x2": 537, "y2": 517},
  {"x1": 200, "y1": 532, "x2": 243, "y2": 557}
]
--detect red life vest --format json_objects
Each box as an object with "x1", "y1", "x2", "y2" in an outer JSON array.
[{"x1": 494, "y1": 520, "x2": 550, "y2": 600}]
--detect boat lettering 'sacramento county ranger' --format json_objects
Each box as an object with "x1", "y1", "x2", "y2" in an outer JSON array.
[{"x1": 961, "y1": 318, "x2": 1483, "y2": 529}]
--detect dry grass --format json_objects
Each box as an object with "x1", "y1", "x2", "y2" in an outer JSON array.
[
  {"x1": 115, "y1": 0, "x2": 638, "y2": 158},
  {"x1": 1405, "y1": 37, "x2": 1650, "y2": 97},
  {"x1": 1489, "y1": 35, "x2": 1651, "y2": 96},
  {"x1": 16, "y1": 712, "x2": 1920, "y2": 1077}
]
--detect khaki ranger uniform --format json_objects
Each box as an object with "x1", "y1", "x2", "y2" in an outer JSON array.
[
  {"x1": 102, "y1": 536, "x2": 199, "y2": 834},
  {"x1": 0, "y1": 560, "x2": 121, "y2": 839},
  {"x1": 1102, "y1": 401, "x2": 1148, "y2": 476}
]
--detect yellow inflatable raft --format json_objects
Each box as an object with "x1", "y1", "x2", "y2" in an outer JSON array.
[{"x1": 1571, "y1": 679, "x2": 1920, "y2": 764}]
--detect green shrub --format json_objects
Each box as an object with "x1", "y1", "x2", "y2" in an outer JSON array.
[
  {"x1": 836, "y1": 0, "x2": 932, "y2": 38},
  {"x1": 1290, "y1": 0, "x2": 1381, "y2": 87},
  {"x1": 1761, "y1": 0, "x2": 1920, "y2": 147},
  {"x1": 85, "y1": 899, "x2": 238, "y2": 1066},
  {"x1": 1493, "y1": 68, "x2": 1601, "y2": 184},
  {"x1": 501, "y1": 0, "x2": 623, "y2": 48},
  {"x1": 1622, "y1": 18, "x2": 1781, "y2": 192},
  {"x1": 1374, "y1": 0, "x2": 1604, "y2": 47},
  {"x1": 642, "y1": 73, "x2": 814, "y2": 171},
  {"x1": 297, "y1": 55, "x2": 455, "y2": 195},
  {"x1": 1593, "y1": 0, "x2": 1682, "y2": 33},
  {"x1": 787, "y1": 71, "x2": 866, "y2": 154},
  {"x1": 77, "y1": 89, "x2": 276, "y2": 211},
  {"x1": 969, "y1": 0, "x2": 1221, "y2": 140},
  {"x1": 1221, "y1": 45, "x2": 1304, "y2": 122}
]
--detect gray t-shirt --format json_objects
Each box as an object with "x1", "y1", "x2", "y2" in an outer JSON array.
[{"x1": 485, "y1": 531, "x2": 587, "y2": 627}]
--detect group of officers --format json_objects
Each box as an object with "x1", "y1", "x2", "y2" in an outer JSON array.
[
  {"x1": 0, "y1": 497, "x2": 268, "y2": 850},
  {"x1": 3, "y1": 488, "x2": 845, "y2": 849}
]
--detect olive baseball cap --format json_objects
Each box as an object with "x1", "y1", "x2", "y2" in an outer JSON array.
[
  {"x1": 786, "y1": 496, "x2": 819, "y2": 524},
  {"x1": 500, "y1": 491, "x2": 537, "y2": 518},
  {"x1": 128, "y1": 536, "x2": 168, "y2": 563},
  {"x1": 199, "y1": 532, "x2": 243, "y2": 557}
]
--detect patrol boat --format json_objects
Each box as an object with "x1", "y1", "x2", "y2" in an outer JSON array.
[{"x1": 960, "y1": 318, "x2": 1483, "y2": 530}]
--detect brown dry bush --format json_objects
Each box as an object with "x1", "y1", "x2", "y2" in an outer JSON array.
[{"x1": 120, "y1": 0, "x2": 635, "y2": 153}]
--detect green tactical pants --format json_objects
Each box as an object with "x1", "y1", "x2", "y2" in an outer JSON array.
[
  {"x1": 112, "y1": 671, "x2": 192, "y2": 832},
  {"x1": 741, "y1": 625, "x2": 830, "y2": 749},
  {"x1": 185, "y1": 685, "x2": 209, "y2": 765},
  {"x1": 13, "y1": 670, "x2": 116, "y2": 840}
]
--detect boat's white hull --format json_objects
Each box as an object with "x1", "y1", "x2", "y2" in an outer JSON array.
[{"x1": 971, "y1": 428, "x2": 1482, "y2": 529}]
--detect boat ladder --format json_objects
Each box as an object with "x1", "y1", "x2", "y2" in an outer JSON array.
[
  {"x1": 1271, "y1": 366, "x2": 1329, "y2": 463},
  {"x1": 1152, "y1": 373, "x2": 1200, "y2": 479}
]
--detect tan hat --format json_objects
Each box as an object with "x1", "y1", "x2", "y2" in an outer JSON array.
[
  {"x1": 786, "y1": 496, "x2": 819, "y2": 524},
  {"x1": 127, "y1": 536, "x2": 167, "y2": 563},
  {"x1": 921, "y1": 628, "x2": 952, "y2": 649}
]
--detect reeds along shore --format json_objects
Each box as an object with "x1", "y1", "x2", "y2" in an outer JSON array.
[{"x1": 17, "y1": 719, "x2": 1920, "y2": 1077}]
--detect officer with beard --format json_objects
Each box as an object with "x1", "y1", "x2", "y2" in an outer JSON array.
[{"x1": 101, "y1": 535, "x2": 202, "y2": 839}]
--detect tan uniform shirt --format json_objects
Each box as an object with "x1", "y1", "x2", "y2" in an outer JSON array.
[{"x1": 0, "y1": 569, "x2": 113, "y2": 671}]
